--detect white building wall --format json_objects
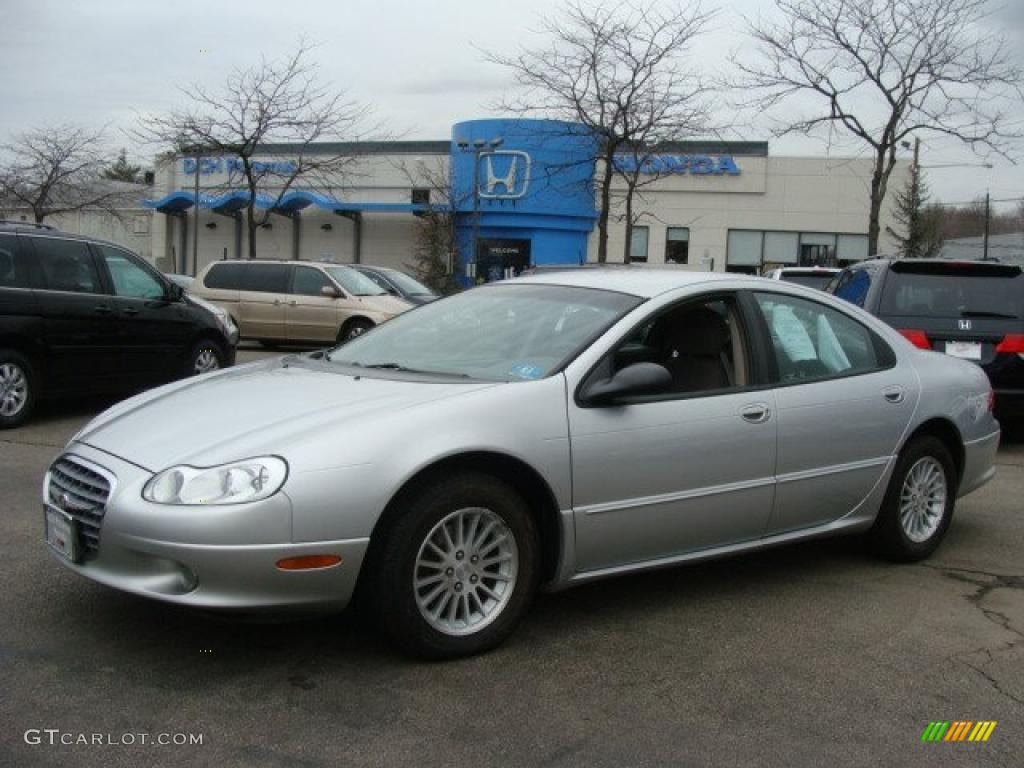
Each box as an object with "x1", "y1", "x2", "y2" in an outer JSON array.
[{"x1": 148, "y1": 148, "x2": 907, "y2": 275}]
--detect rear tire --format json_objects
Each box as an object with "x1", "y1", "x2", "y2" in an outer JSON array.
[
  {"x1": 185, "y1": 340, "x2": 225, "y2": 376},
  {"x1": 369, "y1": 472, "x2": 540, "y2": 660},
  {"x1": 0, "y1": 349, "x2": 35, "y2": 429},
  {"x1": 869, "y1": 435, "x2": 956, "y2": 561}
]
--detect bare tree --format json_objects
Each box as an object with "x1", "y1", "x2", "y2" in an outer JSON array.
[
  {"x1": 391, "y1": 157, "x2": 462, "y2": 294},
  {"x1": 485, "y1": 1, "x2": 715, "y2": 263},
  {"x1": 0, "y1": 124, "x2": 132, "y2": 223},
  {"x1": 137, "y1": 40, "x2": 375, "y2": 260},
  {"x1": 732, "y1": 0, "x2": 1023, "y2": 256}
]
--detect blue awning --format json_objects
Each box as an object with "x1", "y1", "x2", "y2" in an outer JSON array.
[{"x1": 144, "y1": 189, "x2": 444, "y2": 216}]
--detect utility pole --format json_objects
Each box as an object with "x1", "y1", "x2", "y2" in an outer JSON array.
[
  {"x1": 983, "y1": 190, "x2": 990, "y2": 261},
  {"x1": 192, "y1": 148, "x2": 201, "y2": 276}
]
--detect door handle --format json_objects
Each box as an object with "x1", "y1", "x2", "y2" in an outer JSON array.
[
  {"x1": 122, "y1": 308, "x2": 139, "y2": 317},
  {"x1": 93, "y1": 305, "x2": 113, "y2": 315},
  {"x1": 740, "y1": 403, "x2": 772, "y2": 424},
  {"x1": 272, "y1": 299, "x2": 282, "y2": 306},
  {"x1": 882, "y1": 386, "x2": 905, "y2": 404},
  {"x1": 288, "y1": 300, "x2": 297, "y2": 306}
]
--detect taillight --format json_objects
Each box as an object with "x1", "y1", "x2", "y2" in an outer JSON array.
[
  {"x1": 899, "y1": 329, "x2": 931, "y2": 349},
  {"x1": 995, "y1": 333, "x2": 1024, "y2": 354}
]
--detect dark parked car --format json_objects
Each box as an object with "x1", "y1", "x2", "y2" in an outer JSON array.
[
  {"x1": 830, "y1": 258, "x2": 1023, "y2": 418},
  {"x1": 350, "y1": 264, "x2": 439, "y2": 305},
  {"x1": 0, "y1": 222, "x2": 237, "y2": 428}
]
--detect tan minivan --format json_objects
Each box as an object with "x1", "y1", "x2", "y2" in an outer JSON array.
[{"x1": 193, "y1": 260, "x2": 412, "y2": 344}]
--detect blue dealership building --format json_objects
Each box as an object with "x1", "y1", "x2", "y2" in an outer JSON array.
[{"x1": 143, "y1": 118, "x2": 906, "y2": 279}]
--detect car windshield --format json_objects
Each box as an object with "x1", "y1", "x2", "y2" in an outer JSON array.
[
  {"x1": 325, "y1": 266, "x2": 388, "y2": 296},
  {"x1": 382, "y1": 269, "x2": 435, "y2": 296},
  {"x1": 879, "y1": 262, "x2": 1023, "y2": 318},
  {"x1": 327, "y1": 283, "x2": 642, "y2": 380}
]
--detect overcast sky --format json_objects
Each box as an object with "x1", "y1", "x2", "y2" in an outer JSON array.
[{"x1": 1, "y1": 0, "x2": 1021, "y2": 209}]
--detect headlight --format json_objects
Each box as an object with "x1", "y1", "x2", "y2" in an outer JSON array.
[{"x1": 143, "y1": 456, "x2": 288, "y2": 505}]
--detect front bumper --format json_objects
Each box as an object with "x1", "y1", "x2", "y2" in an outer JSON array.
[
  {"x1": 44, "y1": 443, "x2": 368, "y2": 611},
  {"x1": 958, "y1": 429, "x2": 1000, "y2": 498}
]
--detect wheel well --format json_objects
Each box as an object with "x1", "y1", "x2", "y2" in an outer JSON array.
[
  {"x1": 368, "y1": 452, "x2": 563, "y2": 584},
  {"x1": 905, "y1": 418, "x2": 965, "y2": 486},
  {"x1": 341, "y1": 316, "x2": 373, "y2": 333},
  {"x1": 0, "y1": 336, "x2": 46, "y2": 381}
]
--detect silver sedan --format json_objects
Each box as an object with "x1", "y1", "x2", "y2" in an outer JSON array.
[{"x1": 43, "y1": 269, "x2": 1000, "y2": 658}]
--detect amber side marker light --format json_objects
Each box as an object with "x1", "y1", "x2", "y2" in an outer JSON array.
[{"x1": 276, "y1": 555, "x2": 343, "y2": 571}]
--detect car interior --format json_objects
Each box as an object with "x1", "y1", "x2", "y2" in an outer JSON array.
[{"x1": 611, "y1": 298, "x2": 748, "y2": 394}]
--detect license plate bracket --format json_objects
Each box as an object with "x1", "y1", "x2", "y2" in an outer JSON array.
[
  {"x1": 945, "y1": 341, "x2": 982, "y2": 360},
  {"x1": 45, "y1": 505, "x2": 80, "y2": 563}
]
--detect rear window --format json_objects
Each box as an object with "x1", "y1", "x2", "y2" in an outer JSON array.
[
  {"x1": 879, "y1": 262, "x2": 1023, "y2": 319},
  {"x1": 779, "y1": 271, "x2": 836, "y2": 290},
  {"x1": 204, "y1": 262, "x2": 245, "y2": 290}
]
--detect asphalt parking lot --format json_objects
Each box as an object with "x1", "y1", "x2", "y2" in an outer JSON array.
[{"x1": 1, "y1": 344, "x2": 1022, "y2": 768}]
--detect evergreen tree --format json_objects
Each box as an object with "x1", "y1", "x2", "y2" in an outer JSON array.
[
  {"x1": 102, "y1": 149, "x2": 142, "y2": 183},
  {"x1": 892, "y1": 166, "x2": 943, "y2": 258}
]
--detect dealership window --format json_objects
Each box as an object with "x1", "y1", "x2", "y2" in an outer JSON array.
[
  {"x1": 799, "y1": 233, "x2": 837, "y2": 266},
  {"x1": 728, "y1": 229, "x2": 869, "y2": 271},
  {"x1": 629, "y1": 226, "x2": 649, "y2": 262},
  {"x1": 665, "y1": 228, "x2": 690, "y2": 264},
  {"x1": 837, "y1": 234, "x2": 869, "y2": 264},
  {"x1": 727, "y1": 230, "x2": 763, "y2": 268},
  {"x1": 763, "y1": 231, "x2": 798, "y2": 265}
]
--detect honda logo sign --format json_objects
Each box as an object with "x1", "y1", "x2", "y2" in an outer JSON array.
[{"x1": 478, "y1": 151, "x2": 531, "y2": 199}]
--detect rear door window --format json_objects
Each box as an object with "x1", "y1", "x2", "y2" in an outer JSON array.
[
  {"x1": 879, "y1": 262, "x2": 1022, "y2": 319},
  {"x1": 0, "y1": 234, "x2": 31, "y2": 288},
  {"x1": 31, "y1": 237, "x2": 104, "y2": 294},
  {"x1": 242, "y1": 263, "x2": 290, "y2": 294},
  {"x1": 754, "y1": 292, "x2": 888, "y2": 383}
]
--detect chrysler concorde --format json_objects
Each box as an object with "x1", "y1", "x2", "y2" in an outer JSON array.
[{"x1": 43, "y1": 269, "x2": 999, "y2": 658}]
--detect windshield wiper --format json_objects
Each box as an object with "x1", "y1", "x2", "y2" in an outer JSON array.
[
  {"x1": 353, "y1": 362, "x2": 471, "y2": 378},
  {"x1": 960, "y1": 310, "x2": 1018, "y2": 319}
]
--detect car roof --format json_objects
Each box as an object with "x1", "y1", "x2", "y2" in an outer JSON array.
[
  {"x1": 778, "y1": 266, "x2": 840, "y2": 273},
  {"x1": 509, "y1": 266, "x2": 739, "y2": 299},
  {"x1": 208, "y1": 260, "x2": 356, "y2": 269}
]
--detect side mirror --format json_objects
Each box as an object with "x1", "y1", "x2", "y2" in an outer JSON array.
[
  {"x1": 165, "y1": 282, "x2": 184, "y2": 301},
  {"x1": 321, "y1": 285, "x2": 340, "y2": 298},
  {"x1": 581, "y1": 362, "x2": 671, "y2": 405}
]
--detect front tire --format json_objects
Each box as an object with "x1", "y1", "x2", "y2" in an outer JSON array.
[
  {"x1": 370, "y1": 472, "x2": 540, "y2": 659},
  {"x1": 339, "y1": 318, "x2": 374, "y2": 343},
  {"x1": 869, "y1": 435, "x2": 957, "y2": 561},
  {"x1": 185, "y1": 340, "x2": 224, "y2": 376},
  {"x1": 0, "y1": 350, "x2": 35, "y2": 429}
]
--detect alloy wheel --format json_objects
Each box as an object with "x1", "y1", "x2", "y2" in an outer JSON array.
[
  {"x1": 413, "y1": 507, "x2": 519, "y2": 636},
  {"x1": 898, "y1": 456, "x2": 947, "y2": 543},
  {"x1": 0, "y1": 363, "x2": 28, "y2": 417},
  {"x1": 193, "y1": 349, "x2": 220, "y2": 374}
]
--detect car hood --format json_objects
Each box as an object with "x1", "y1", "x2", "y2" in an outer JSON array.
[
  {"x1": 360, "y1": 295, "x2": 413, "y2": 314},
  {"x1": 75, "y1": 357, "x2": 497, "y2": 471}
]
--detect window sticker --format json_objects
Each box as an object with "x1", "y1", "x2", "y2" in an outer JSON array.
[
  {"x1": 768, "y1": 305, "x2": 816, "y2": 361},
  {"x1": 509, "y1": 362, "x2": 545, "y2": 380}
]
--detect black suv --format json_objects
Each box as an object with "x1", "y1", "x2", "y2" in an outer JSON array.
[
  {"x1": 830, "y1": 258, "x2": 1023, "y2": 419},
  {"x1": 0, "y1": 222, "x2": 237, "y2": 427}
]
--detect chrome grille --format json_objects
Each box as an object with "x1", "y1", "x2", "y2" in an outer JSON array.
[{"x1": 48, "y1": 456, "x2": 113, "y2": 558}]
